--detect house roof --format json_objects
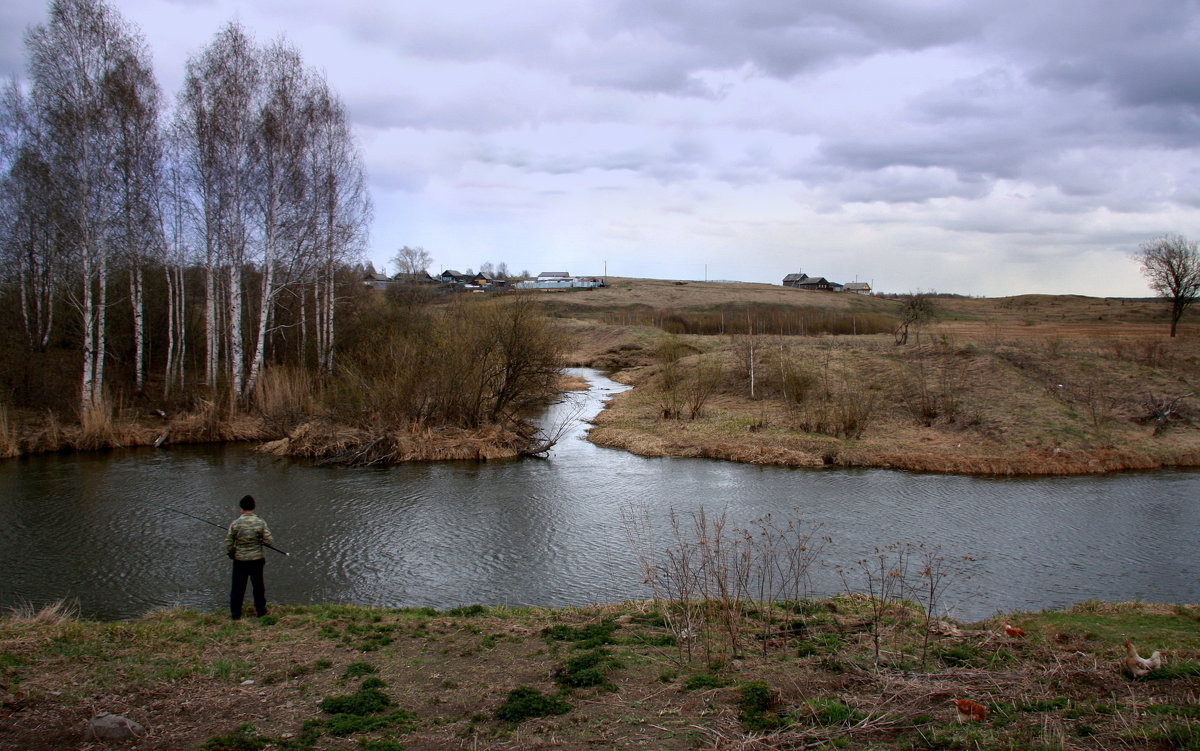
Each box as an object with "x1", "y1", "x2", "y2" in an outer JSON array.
[
  {"x1": 783, "y1": 273, "x2": 807, "y2": 282},
  {"x1": 538, "y1": 271, "x2": 570, "y2": 278},
  {"x1": 844, "y1": 282, "x2": 871, "y2": 290}
]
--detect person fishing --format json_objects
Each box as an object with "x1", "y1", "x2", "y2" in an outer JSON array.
[{"x1": 225, "y1": 495, "x2": 274, "y2": 620}]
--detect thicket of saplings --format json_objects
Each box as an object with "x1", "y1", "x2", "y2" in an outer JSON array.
[
  {"x1": 0, "y1": 264, "x2": 364, "y2": 413},
  {"x1": 332, "y1": 288, "x2": 564, "y2": 429}
]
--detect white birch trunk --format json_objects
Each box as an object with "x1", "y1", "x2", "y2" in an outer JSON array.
[
  {"x1": 228, "y1": 263, "x2": 244, "y2": 397},
  {"x1": 94, "y1": 250, "x2": 108, "y2": 402},
  {"x1": 175, "y1": 265, "x2": 187, "y2": 391},
  {"x1": 244, "y1": 258, "x2": 274, "y2": 399},
  {"x1": 80, "y1": 250, "x2": 96, "y2": 412},
  {"x1": 164, "y1": 264, "x2": 176, "y2": 397},
  {"x1": 130, "y1": 266, "x2": 144, "y2": 394}
]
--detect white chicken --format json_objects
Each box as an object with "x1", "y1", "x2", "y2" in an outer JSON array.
[{"x1": 1123, "y1": 640, "x2": 1162, "y2": 677}]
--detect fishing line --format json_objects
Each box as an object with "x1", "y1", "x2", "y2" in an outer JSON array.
[{"x1": 148, "y1": 500, "x2": 289, "y2": 556}]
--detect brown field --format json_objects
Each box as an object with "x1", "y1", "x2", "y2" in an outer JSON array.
[{"x1": 541, "y1": 279, "x2": 1200, "y2": 476}]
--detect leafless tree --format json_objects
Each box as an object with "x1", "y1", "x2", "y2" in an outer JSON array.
[
  {"x1": 104, "y1": 43, "x2": 163, "y2": 396},
  {"x1": 894, "y1": 292, "x2": 938, "y2": 345},
  {"x1": 25, "y1": 0, "x2": 156, "y2": 410},
  {"x1": 177, "y1": 21, "x2": 262, "y2": 393},
  {"x1": 306, "y1": 72, "x2": 370, "y2": 377},
  {"x1": 1138, "y1": 234, "x2": 1200, "y2": 337},
  {"x1": 0, "y1": 81, "x2": 63, "y2": 353},
  {"x1": 391, "y1": 245, "x2": 432, "y2": 276}
]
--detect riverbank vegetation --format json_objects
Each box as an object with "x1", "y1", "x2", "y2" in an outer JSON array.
[{"x1": 2, "y1": 597, "x2": 1197, "y2": 750}]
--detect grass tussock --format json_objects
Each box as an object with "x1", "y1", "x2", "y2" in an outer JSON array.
[
  {"x1": 76, "y1": 395, "x2": 118, "y2": 450},
  {"x1": 5, "y1": 599, "x2": 77, "y2": 624}
]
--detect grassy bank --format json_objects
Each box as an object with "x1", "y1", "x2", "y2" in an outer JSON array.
[
  {"x1": 2, "y1": 599, "x2": 1198, "y2": 750},
  {"x1": 561, "y1": 317, "x2": 1200, "y2": 475}
]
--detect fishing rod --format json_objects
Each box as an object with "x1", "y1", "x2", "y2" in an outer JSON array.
[{"x1": 150, "y1": 501, "x2": 289, "y2": 556}]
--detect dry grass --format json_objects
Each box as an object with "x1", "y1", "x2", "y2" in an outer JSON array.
[
  {"x1": 584, "y1": 330, "x2": 1200, "y2": 475},
  {"x1": 253, "y1": 365, "x2": 315, "y2": 424},
  {"x1": 259, "y1": 419, "x2": 534, "y2": 465},
  {"x1": 4, "y1": 599, "x2": 77, "y2": 624},
  {"x1": 76, "y1": 395, "x2": 117, "y2": 450}
]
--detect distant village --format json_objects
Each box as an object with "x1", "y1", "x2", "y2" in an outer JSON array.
[
  {"x1": 363, "y1": 266, "x2": 873, "y2": 295},
  {"x1": 362, "y1": 267, "x2": 604, "y2": 292}
]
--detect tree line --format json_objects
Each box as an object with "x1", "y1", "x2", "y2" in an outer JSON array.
[{"x1": 0, "y1": 0, "x2": 371, "y2": 415}]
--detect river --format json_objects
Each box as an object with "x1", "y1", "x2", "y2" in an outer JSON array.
[{"x1": 1, "y1": 369, "x2": 1197, "y2": 621}]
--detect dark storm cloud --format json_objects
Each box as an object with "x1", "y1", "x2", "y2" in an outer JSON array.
[{"x1": 600, "y1": 0, "x2": 979, "y2": 86}]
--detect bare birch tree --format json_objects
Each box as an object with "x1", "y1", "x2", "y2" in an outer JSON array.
[
  {"x1": 176, "y1": 22, "x2": 261, "y2": 396},
  {"x1": 306, "y1": 74, "x2": 370, "y2": 377},
  {"x1": 104, "y1": 46, "x2": 163, "y2": 395},
  {"x1": 25, "y1": 0, "x2": 154, "y2": 411},
  {"x1": 0, "y1": 81, "x2": 63, "y2": 353}
]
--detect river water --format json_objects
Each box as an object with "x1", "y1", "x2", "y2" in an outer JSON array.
[{"x1": 1, "y1": 369, "x2": 1197, "y2": 621}]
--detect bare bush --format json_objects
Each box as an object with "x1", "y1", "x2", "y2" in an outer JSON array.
[
  {"x1": 838, "y1": 542, "x2": 978, "y2": 667},
  {"x1": 623, "y1": 505, "x2": 828, "y2": 662},
  {"x1": 334, "y1": 293, "x2": 563, "y2": 431}
]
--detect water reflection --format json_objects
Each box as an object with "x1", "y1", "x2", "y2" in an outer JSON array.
[{"x1": 1, "y1": 369, "x2": 1198, "y2": 621}]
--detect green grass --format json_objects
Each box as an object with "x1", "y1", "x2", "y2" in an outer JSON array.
[
  {"x1": 1026, "y1": 604, "x2": 1200, "y2": 650},
  {"x1": 493, "y1": 686, "x2": 571, "y2": 723}
]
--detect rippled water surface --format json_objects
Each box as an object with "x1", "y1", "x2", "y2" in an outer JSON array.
[{"x1": 2, "y1": 369, "x2": 1198, "y2": 620}]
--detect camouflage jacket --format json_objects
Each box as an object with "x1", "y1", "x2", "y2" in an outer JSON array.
[{"x1": 225, "y1": 513, "x2": 274, "y2": 561}]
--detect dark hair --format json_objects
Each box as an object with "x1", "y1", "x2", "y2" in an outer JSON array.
[{"x1": 239, "y1": 495, "x2": 256, "y2": 511}]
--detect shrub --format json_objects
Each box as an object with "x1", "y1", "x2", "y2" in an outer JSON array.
[
  {"x1": 342, "y1": 661, "x2": 377, "y2": 678},
  {"x1": 321, "y1": 710, "x2": 417, "y2": 737},
  {"x1": 737, "y1": 681, "x2": 783, "y2": 732},
  {"x1": 493, "y1": 686, "x2": 571, "y2": 723},
  {"x1": 682, "y1": 672, "x2": 730, "y2": 691},
  {"x1": 319, "y1": 688, "x2": 391, "y2": 716},
  {"x1": 541, "y1": 620, "x2": 618, "y2": 647},
  {"x1": 445, "y1": 604, "x2": 489, "y2": 617},
  {"x1": 554, "y1": 648, "x2": 621, "y2": 689}
]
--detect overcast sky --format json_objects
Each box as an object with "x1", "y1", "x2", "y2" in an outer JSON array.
[{"x1": 5, "y1": 0, "x2": 1200, "y2": 296}]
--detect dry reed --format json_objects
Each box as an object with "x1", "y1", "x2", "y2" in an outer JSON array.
[
  {"x1": 0, "y1": 405, "x2": 17, "y2": 458},
  {"x1": 76, "y1": 395, "x2": 117, "y2": 450},
  {"x1": 253, "y1": 366, "x2": 315, "y2": 424}
]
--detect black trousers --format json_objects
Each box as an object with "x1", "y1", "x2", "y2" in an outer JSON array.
[{"x1": 230, "y1": 558, "x2": 267, "y2": 619}]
